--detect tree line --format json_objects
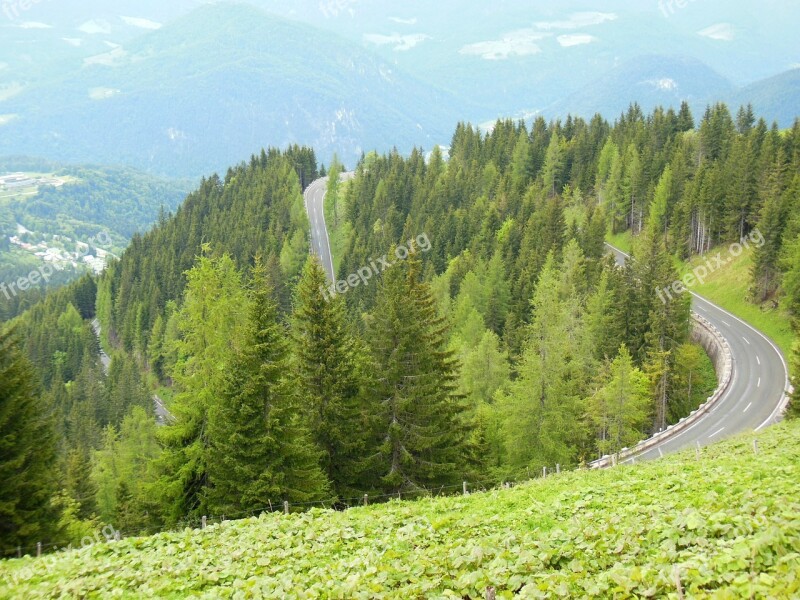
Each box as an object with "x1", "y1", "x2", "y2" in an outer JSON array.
[{"x1": 2, "y1": 104, "x2": 799, "y2": 550}]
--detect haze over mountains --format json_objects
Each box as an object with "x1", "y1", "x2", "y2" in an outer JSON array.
[{"x1": 1, "y1": 0, "x2": 798, "y2": 176}]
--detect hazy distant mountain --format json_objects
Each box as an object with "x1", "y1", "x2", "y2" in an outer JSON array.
[
  {"x1": 545, "y1": 56, "x2": 735, "y2": 121},
  {"x1": 1, "y1": 1, "x2": 797, "y2": 176},
  {"x1": 0, "y1": 3, "x2": 471, "y2": 176},
  {"x1": 730, "y1": 69, "x2": 800, "y2": 128}
]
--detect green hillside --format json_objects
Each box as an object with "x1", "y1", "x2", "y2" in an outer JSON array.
[{"x1": 1, "y1": 421, "x2": 798, "y2": 599}]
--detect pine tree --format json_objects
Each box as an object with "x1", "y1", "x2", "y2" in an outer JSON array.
[
  {"x1": 206, "y1": 258, "x2": 329, "y2": 515},
  {"x1": 366, "y1": 253, "x2": 469, "y2": 493},
  {"x1": 459, "y1": 329, "x2": 510, "y2": 407},
  {"x1": 585, "y1": 267, "x2": 625, "y2": 361},
  {"x1": 64, "y1": 444, "x2": 98, "y2": 520},
  {"x1": 542, "y1": 132, "x2": 564, "y2": 197},
  {"x1": 497, "y1": 253, "x2": 586, "y2": 471},
  {"x1": 0, "y1": 329, "x2": 59, "y2": 549},
  {"x1": 587, "y1": 344, "x2": 650, "y2": 457},
  {"x1": 635, "y1": 228, "x2": 691, "y2": 432},
  {"x1": 292, "y1": 256, "x2": 368, "y2": 497},
  {"x1": 156, "y1": 250, "x2": 249, "y2": 523},
  {"x1": 752, "y1": 171, "x2": 794, "y2": 302}
]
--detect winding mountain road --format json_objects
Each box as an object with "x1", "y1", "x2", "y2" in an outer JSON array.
[
  {"x1": 304, "y1": 173, "x2": 355, "y2": 283},
  {"x1": 303, "y1": 173, "x2": 791, "y2": 462},
  {"x1": 606, "y1": 245, "x2": 790, "y2": 462}
]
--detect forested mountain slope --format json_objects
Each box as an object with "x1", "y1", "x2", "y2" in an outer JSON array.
[
  {"x1": 2, "y1": 103, "x2": 799, "y2": 556},
  {"x1": 0, "y1": 162, "x2": 190, "y2": 318}
]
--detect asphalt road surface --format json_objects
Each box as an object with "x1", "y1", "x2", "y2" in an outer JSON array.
[
  {"x1": 303, "y1": 174, "x2": 354, "y2": 283},
  {"x1": 302, "y1": 180, "x2": 790, "y2": 462},
  {"x1": 606, "y1": 244, "x2": 790, "y2": 462}
]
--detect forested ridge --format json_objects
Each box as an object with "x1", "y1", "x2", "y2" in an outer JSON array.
[{"x1": 1, "y1": 104, "x2": 799, "y2": 552}]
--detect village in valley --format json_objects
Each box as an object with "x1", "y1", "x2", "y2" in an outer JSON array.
[{"x1": 1, "y1": 172, "x2": 116, "y2": 276}]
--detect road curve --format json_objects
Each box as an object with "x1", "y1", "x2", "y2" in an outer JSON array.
[
  {"x1": 606, "y1": 244, "x2": 791, "y2": 462},
  {"x1": 303, "y1": 178, "x2": 791, "y2": 462},
  {"x1": 304, "y1": 177, "x2": 336, "y2": 282},
  {"x1": 303, "y1": 173, "x2": 355, "y2": 283}
]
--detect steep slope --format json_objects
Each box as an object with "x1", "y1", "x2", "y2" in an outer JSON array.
[
  {"x1": 0, "y1": 3, "x2": 469, "y2": 177},
  {"x1": 1, "y1": 421, "x2": 797, "y2": 597}
]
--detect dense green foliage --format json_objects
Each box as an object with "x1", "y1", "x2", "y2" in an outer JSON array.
[
  {"x1": 1, "y1": 420, "x2": 798, "y2": 598},
  {"x1": 0, "y1": 147, "x2": 317, "y2": 545},
  {"x1": 3, "y1": 101, "x2": 799, "y2": 550},
  {"x1": 0, "y1": 330, "x2": 59, "y2": 550}
]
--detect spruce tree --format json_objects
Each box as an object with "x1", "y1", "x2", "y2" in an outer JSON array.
[
  {"x1": 206, "y1": 258, "x2": 329, "y2": 515},
  {"x1": 0, "y1": 329, "x2": 59, "y2": 549},
  {"x1": 366, "y1": 253, "x2": 469, "y2": 493},
  {"x1": 496, "y1": 253, "x2": 586, "y2": 471},
  {"x1": 587, "y1": 344, "x2": 650, "y2": 457},
  {"x1": 155, "y1": 250, "x2": 249, "y2": 523},
  {"x1": 292, "y1": 256, "x2": 368, "y2": 497}
]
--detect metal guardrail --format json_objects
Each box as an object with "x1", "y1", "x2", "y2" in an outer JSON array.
[{"x1": 590, "y1": 312, "x2": 733, "y2": 469}]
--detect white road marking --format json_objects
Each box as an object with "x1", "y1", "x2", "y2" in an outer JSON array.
[
  {"x1": 658, "y1": 447, "x2": 663, "y2": 458},
  {"x1": 708, "y1": 427, "x2": 725, "y2": 439},
  {"x1": 722, "y1": 320, "x2": 731, "y2": 327},
  {"x1": 743, "y1": 336, "x2": 750, "y2": 345},
  {"x1": 744, "y1": 402, "x2": 752, "y2": 413},
  {"x1": 756, "y1": 356, "x2": 761, "y2": 365}
]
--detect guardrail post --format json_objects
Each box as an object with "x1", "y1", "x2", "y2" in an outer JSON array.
[
  {"x1": 201, "y1": 515, "x2": 207, "y2": 530},
  {"x1": 753, "y1": 439, "x2": 758, "y2": 455},
  {"x1": 463, "y1": 481, "x2": 468, "y2": 496},
  {"x1": 283, "y1": 501, "x2": 289, "y2": 514},
  {"x1": 36, "y1": 542, "x2": 41, "y2": 557},
  {"x1": 556, "y1": 464, "x2": 560, "y2": 474},
  {"x1": 364, "y1": 494, "x2": 369, "y2": 506}
]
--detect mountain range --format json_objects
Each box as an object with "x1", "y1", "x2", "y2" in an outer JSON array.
[{"x1": 0, "y1": 1, "x2": 798, "y2": 177}]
